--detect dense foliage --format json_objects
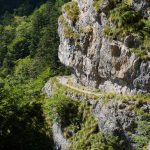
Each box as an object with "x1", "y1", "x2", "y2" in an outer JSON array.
[{"x1": 0, "y1": 0, "x2": 70, "y2": 149}]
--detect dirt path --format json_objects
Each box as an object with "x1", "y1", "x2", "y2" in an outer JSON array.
[{"x1": 57, "y1": 76, "x2": 102, "y2": 97}]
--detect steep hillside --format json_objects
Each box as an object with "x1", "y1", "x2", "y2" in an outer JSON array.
[
  {"x1": 43, "y1": 76, "x2": 150, "y2": 150},
  {"x1": 58, "y1": 0, "x2": 150, "y2": 94},
  {"x1": 0, "y1": 0, "x2": 149, "y2": 150},
  {"x1": 43, "y1": 0, "x2": 150, "y2": 149}
]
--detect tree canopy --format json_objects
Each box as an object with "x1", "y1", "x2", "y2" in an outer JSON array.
[{"x1": 0, "y1": 0, "x2": 70, "y2": 149}]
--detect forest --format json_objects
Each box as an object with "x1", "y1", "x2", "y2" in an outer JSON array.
[{"x1": 0, "y1": 0, "x2": 70, "y2": 149}]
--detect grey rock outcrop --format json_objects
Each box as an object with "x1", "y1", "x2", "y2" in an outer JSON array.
[
  {"x1": 42, "y1": 77, "x2": 150, "y2": 149},
  {"x1": 53, "y1": 119, "x2": 68, "y2": 150},
  {"x1": 58, "y1": 0, "x2": 150, "y2": 94},
  {"x1": 42, "y1": 80, "x2": 53, "y2": 97},
  {"x1": 42, "y1": 81, "x2": 68, "y2": 150},
  {"x1": 92, "y1": 99, "x2": 150, "y2": 149},
  {"x1": 131, "y1": 0, "x2": 150, "y2": 17}
]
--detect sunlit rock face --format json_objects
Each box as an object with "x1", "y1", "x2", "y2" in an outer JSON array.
[{"x1": 58, "y1": 0, "x2": 150, "y2": 94}]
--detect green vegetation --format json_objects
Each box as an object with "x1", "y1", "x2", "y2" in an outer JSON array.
[
  {"x1": 43, "y1": 79, "x2": 80, "y2": 130},
  {"x1": 106, "y1": 2, "x2": 148, "y2": 37},
  {"x1": 0, "y1": 69, "x2": 54, "y2": 150},
  {"x1": 67, "y1": 101, "x2": 120, "y2": 150},
  {"x1": 62, "y1": 1, "x2": 79, "y2": 22},
  {"x1": 58, "y1": 15, "x2": 80, "y2": 41},
  {"x1": 130, "y1": 48, "x2": 149, "y2": 60},
  {"x1": 58, "y1": 76, "x2": 150, "y2": 103},
  {"x1": 93, "y1": 0, "x2": 118, "y2": 12},
  {"x1": 93, "y1": 0, "x2": 104, "y2": 12},
  {"x1": 45, "y1": 77, "x2": 150, "y2": 150},
  {"x1": 63, "y1": 99, "x2": 125, "y2": 150},
  {"x1": 59, "y1": 18, "x2": 80, "y2": 45},
  {"x1": 103, "y1": 2, "x2": 150, "y2": 59},
  {"x1": 109, "y1": 3, "x2": 141, "y2": 35},
  {"x1": 0, "y1": 0, "x2": 47, "y2": 21},
  {"x1": 63, "y1": 23, "x2": 79, "y2": 39},
  {"x1": 143, "y1": 18, "x2": 150, "y2": 52},
  {"x1": 60, "y1": 1, "x2": 80, "y2": 42},
  {"x1": 58, "y1": 15, "x2": 65, "y2": 24},
  {"x1": 124, "y1": 0, "x2": 133, "y2": 6},
  {"x1": 81, "y1": 25, "x2": 93, "y2": 34},
  {"x1": 131, "y1": 103, "x2": 150, "y2": 150},
  {"x1": 0, "y1": 0, "x2": 70, "y2": 149},
  {"x1": 0, "y1": 1, "x2": 70, "y2": 76},
  {"x1": 43, "y1": 78, "x2": 124, "y2": 150}
]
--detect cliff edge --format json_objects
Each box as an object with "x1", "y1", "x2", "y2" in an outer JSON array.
[{"x1": 58, "y1": 0, "x2": 150, "y2": 94}]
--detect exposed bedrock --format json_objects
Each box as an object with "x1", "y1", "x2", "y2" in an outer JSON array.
[
  {"x1": 58, "y1": 0, "x2": 150, "y2": 94},
  {"x1": 92, "y1": 99, "x2": 150, "y2": 149}
]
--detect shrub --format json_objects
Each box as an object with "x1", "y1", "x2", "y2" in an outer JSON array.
[
  {"x1": 104, "y1": 3, "x2": 140, "y2": 37},
  {"x1": 132, "y1": 107, "x2": 150, "y2": 150},
  {"x1": 93, "y1": 0, "x2": 104, "y2": 12},
  {"x1": 62, "y1": 1, "x2": 79, "y2": 22},
  {"x1": 81, "y1": 25, "x2": 93, "y2": 33},
  {"x1": 124, "y1": 0, "x2": 133, "y2": 6},
  {"x1": 109, "y1": 3, "x2": 140, "y2": 28},
  {"x1": 107, "y1": 3, "x2": 143, "y2": 37},
  {"x1": 130, "y1": 48, "x2": 149, "y2": 60},
  {"x1": 63, "y1": 23, "x2": 79, "y2": 39},
  {"x1": 142, "y1": 18, "x2": 150, "y2": 51},
  {"x1": 67, "y1": 101, "x2": 124, "y2": 150},
  {"x1": 58, "y1": 15, "x2": 65, "y2": 24}
]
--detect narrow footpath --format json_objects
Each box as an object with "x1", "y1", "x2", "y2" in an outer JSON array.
[{"x1": 57, "y1": 76, "x2": 102, "y2": 97}]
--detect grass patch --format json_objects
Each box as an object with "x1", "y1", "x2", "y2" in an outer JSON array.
[
  {"x1": 130, "y1": 48, "x2": 149, "y2": 60},
  {"x1": 81, "y1": 25, "x2": 93, "y2": 34},
  {"x1": 124, "y1": 0, "x2": 133, "y2": 6},
  {"x1": 103, "y1": 2, "x2": 150, "y2": 59},
  {"x1": 93, "y1": 0, "x2": 104, "y2": 12},
  {"x1": 62, "y1": 1, "x2": 79, "y2": 22},
  {"x1": 109, "y1": 3, "x2": 141, "y2": 34},
  {"x1": 63, "y1": 23, "x2": 79, "y2": 40},
  {"x1": 132, "y1": 106, "x2": 150, "y2": 149}
]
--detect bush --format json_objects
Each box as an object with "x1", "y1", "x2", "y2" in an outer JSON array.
[
  {"x1": 62, "y1": 1, "x2": 79, "y2": 22},
  {"x1": 93, "y1": 0, "x2": 104, "y2": 12},
  {"x1": 81, "y1": 25, "x2": 93, "y2": 33},
  {"x1": 142, "y1": 18, "x2": 150, "y2": 51},
  {"x1": 130, "y1": 48, "x2": 149, "y2": 60},
  {"x1": 58, "y1": 15, "x2": 65, "y2": 24},
  {"x1": 124, "y1": 0, "x2": 133, "y2": 6},
  {"x1": 109, "y1": 3, "x2": 140, "y2": 28},
  {"x1": 63, "y1": 22, "x2": 80, "y2": 40}
]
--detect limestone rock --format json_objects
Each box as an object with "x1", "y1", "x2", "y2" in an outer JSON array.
[
  {"x1": 92, "y1": 99, "x2": 150, "y2": 149},
  {"x1": 58, "y1": 0, "x2": 150, "y2": 94},
  {"x1": 53, "y1": 120, "x2": 68, "y2": 150},
  {"x1": 42, "y1": 80, "x2": 53, "y2": 97}
]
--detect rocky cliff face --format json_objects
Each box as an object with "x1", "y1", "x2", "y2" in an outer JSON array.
[
  {"x1": 58, "y1": 0, "x2": 150, "y2": 94},
  {"x1": 93, "y1": 99, "x2": 150, "y2": 149},
  {"x1": 43, "y1": 78, "x2": 150, "y2": 150}
]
